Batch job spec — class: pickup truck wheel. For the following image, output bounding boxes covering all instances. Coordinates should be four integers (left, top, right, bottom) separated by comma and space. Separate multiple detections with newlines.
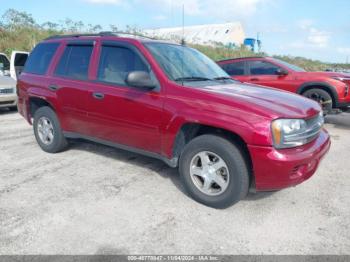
179, 134, 249, 208
302, 89, 333, 114
33, 106, 68, 153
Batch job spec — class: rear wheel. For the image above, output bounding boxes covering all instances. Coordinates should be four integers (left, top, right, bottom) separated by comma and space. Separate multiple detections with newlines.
179, 134, 249, 208
302, 88, 333, 114
8, 106, 17, 111
33, 106, 68, 153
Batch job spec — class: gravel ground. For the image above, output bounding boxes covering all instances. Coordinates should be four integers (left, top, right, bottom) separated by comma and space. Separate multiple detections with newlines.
0, 109, 349, 255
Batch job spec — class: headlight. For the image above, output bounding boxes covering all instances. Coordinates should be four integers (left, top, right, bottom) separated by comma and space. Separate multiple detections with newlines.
331, 76, 350, 82
271, 113, 324, 149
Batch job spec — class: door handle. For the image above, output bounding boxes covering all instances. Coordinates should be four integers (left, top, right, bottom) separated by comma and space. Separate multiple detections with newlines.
48, 84, 59, 91
92, 92, 104, 100
250, 78, 259, 81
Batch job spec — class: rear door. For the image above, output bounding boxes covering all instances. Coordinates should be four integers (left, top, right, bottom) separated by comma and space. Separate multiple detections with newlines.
86, 41, 164, 153
10, 51, 29, 80
49, 41, 94, 134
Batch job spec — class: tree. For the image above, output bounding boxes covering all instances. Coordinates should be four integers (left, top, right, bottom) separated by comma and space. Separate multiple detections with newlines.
110, 24, 118, 32
1, 9, 36, 30
87, 24, 102, 33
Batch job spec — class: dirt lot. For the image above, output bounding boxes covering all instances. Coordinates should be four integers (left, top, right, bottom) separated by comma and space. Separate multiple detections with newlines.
0, 109, 349, 255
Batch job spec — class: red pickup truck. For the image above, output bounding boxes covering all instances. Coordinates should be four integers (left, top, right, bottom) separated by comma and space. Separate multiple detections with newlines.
217, 57, 350, 114
17, 33, 330, 208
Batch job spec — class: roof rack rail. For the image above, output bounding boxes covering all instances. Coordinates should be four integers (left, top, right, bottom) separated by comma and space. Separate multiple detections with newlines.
217, 56, 266, 62
45, 31, 156, 40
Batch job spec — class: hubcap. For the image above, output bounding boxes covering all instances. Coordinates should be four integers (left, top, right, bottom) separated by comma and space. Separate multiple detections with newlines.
306, 92, 332, 111
189, 151, 230, 196
37, 117, 54, 145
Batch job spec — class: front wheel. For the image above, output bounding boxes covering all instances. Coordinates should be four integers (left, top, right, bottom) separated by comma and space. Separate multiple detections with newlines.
33, 106, 68, 153
302, 88, 333, 114
179, 134, 250, 209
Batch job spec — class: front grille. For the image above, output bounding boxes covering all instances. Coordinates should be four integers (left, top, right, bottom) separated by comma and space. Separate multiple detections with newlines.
0, 88, 14, 94
0, 101, 15, 105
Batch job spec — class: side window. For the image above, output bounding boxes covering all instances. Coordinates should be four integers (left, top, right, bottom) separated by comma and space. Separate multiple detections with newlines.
97, 45, 149, 86
248, 61, 280, 75
221, 61, 245, 76
24, 43, 59, 75
55, 44, 93, 80
0, 54, 10, 71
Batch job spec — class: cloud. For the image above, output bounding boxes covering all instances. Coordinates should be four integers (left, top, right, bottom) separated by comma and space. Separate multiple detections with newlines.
84, 0, 271, 18
152, 15, 168, 21
85, 0, 122, 4
294, 19, 331, 48
297, 19, 314, 30
307, 28, 330, 48
337, 47, 350, 55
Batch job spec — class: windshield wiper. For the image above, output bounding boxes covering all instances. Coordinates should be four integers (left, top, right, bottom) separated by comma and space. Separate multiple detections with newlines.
213, 76, 232, 80
174, 76, 213, 82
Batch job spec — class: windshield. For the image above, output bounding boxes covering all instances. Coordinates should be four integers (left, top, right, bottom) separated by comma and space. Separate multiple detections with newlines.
273, 58, 306, 72
145, 43, 233, 85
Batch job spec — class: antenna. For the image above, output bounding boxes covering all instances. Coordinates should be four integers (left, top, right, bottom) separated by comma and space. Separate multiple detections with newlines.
180, 4, 185, 85
181, 4, 185, 45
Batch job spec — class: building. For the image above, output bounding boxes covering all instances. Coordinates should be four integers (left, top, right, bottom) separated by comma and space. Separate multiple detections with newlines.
144, 22, 245, 47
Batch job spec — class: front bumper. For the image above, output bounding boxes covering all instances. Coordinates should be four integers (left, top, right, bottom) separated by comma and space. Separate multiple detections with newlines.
248, 129, 331, 191
0, 94, 17, 108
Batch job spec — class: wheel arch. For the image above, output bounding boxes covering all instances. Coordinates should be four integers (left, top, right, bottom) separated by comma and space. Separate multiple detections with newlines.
297, 82, 338, 107
171, 122, 253, 183
28, 96, 56, 121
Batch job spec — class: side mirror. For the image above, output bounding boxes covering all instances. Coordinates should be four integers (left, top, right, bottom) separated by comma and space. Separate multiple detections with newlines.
126, 71, 156, 90
276, 68, 288, 76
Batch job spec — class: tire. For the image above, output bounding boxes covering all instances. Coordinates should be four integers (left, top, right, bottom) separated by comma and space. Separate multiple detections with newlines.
179, 134, 250, 208
302, 88, 333, 114
33, 106, 68, 153
8, 106, 17, 111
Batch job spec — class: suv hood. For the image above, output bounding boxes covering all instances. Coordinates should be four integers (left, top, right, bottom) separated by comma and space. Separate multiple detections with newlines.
297, 71, 350, 78
0, 75, 16, 87
199, 82, 320, 119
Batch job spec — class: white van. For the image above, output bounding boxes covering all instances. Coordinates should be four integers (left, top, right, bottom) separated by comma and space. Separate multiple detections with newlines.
0, 51, 29, 110
0, 51, 29, 80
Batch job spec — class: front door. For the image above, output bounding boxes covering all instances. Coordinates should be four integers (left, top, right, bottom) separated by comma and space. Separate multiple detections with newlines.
10, 51, 29, 80
245, 60, 292, 91
86, 42, 164, 153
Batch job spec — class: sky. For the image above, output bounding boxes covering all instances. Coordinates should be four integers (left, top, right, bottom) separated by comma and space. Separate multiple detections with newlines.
1, 0, 350, 63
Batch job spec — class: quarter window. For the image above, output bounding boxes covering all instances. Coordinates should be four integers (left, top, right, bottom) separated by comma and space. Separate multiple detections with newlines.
97, 45, 149, 86
24, 43, 59, 75
248, 61, 280, 75
55, 44, 93, 80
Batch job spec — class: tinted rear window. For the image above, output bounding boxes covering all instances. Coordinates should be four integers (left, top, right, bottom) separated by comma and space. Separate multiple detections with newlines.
24, 43, 60, 75
15, 54, 28, 66
54, 44, 93, 80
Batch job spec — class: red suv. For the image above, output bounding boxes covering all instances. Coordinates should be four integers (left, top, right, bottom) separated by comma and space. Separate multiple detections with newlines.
217, 57, 350, 113
17, 33, 330, 208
